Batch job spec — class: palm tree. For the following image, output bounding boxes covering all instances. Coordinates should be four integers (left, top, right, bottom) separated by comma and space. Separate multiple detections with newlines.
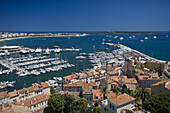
101, 86, 110, 100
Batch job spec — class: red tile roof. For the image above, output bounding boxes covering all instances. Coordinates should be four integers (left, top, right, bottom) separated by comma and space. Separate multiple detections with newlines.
18, 88, 27, 93
152, 79, 170, 86
41, 82, 50, 88
0, 91, 9, 99
2, 104, 31, 113
63, 74, 78, 81
9, 90, 19, 98
93, 89, 116, 101
108, 93, 135, 106
64, 81, 97, 87
16, 94, 50, 107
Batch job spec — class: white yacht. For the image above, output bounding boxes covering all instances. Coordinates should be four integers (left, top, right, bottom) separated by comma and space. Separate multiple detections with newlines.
44, 48, 50, 55
75, 56, 86, 60
35, 47, 42, 53
153, 36, 157, 39
120, 37, 124, 41
166, 35, 168, 37
114, 36, 118, 38
129, 36, 132, 39
140, 40, 144, 42
20, 49, 29, 54
144, 37, 148, 40
54, 48, 61, 53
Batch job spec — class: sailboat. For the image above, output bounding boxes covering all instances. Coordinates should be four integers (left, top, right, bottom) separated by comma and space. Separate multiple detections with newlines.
54, 48, 61, 53
44, 48, 50, 55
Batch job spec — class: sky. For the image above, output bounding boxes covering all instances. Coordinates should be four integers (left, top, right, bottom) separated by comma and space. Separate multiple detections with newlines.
0, 0, 170, 32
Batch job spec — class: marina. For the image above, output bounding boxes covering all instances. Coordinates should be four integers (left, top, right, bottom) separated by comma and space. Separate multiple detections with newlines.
0, 32, 170, 92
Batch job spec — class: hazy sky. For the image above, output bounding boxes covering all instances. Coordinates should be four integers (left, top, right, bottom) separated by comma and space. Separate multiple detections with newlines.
0, 0, 170, 32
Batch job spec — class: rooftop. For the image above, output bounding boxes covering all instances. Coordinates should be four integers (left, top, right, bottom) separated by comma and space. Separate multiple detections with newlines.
64, 81, 97, 87
2, 104, 31, 113
0, 91, 9, 99
16, 94, 50, 107
108, 93, 135, 106
63, 74, 78, 81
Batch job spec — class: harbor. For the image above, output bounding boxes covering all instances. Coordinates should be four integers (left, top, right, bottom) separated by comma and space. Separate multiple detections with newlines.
0, 32, 170, 92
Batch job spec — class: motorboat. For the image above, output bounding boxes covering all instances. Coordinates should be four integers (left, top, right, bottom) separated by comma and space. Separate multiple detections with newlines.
75, 56, 86, 60
140, 40, 144, 42
44, 48, 50, 55
54, 48, 61, 53
120, 37, 124, 41
35, 47, 42, 53
144, 37, 148, 40
20, 49, 29, 54
153, 36, 157, 39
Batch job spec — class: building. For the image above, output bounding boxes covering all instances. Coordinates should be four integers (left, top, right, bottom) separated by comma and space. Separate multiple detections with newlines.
64, 81, 97, 92
101, 93, 135, 113
135, 74, 159, 88
124, 59, 134, 78
63, 74, 78, 83
151, 79, 170, 95
2, 104, 31, 113
0, 91, 10, 105
15, 94, 50, 113
162, 63, 170, 80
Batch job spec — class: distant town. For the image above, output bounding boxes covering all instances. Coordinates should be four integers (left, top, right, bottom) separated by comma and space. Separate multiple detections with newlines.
0, 32, 88, 42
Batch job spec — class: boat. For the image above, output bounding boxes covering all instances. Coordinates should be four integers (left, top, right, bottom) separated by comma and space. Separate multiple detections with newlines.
75, 56, 86, 60
140, 40, 144, 42
153, 36, 157, 39
120, 37, 124, 41
44, 48, 50, 55
108, 39, 112, 42
133, 35, 135, 38
166, 35, 168, 37
79, 53, 88, 56
144, 37, 148, 40
35, 47, 42, 53
129, 36, 132, 39
54, 48, 61, 53
20, 49, 29, 54
114, 36, 118, 38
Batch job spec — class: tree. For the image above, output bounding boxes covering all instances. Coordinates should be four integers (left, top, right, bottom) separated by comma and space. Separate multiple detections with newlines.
142, 92, 170, 113
92, 106, 102, 113
101, 86, 110, 100
94, 101, 99, 107
112, 87, 121, 95
63, 94, 75, 113
50, 86, 55, 94
48, 94, 65, 113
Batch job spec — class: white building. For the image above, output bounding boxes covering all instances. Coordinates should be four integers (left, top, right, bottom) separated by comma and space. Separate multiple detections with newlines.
101, 93, 135, 113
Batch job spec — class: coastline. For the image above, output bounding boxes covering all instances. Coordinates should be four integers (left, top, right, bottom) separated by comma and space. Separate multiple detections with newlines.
0, 34, 88, 42
120, 44, 170, 64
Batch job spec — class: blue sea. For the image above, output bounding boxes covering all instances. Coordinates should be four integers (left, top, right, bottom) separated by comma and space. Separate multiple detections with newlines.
0, 32, 170, 92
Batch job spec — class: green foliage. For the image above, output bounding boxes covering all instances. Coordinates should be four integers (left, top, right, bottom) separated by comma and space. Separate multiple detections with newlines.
142, 92, 170, 113
94, 101, 99, 107
76, 98, 88, 107
101, 86, 110, 99
63, 94, 75, 113
50, 86, 55, 94
92, 106, 101, 113
47, 94, 65, 113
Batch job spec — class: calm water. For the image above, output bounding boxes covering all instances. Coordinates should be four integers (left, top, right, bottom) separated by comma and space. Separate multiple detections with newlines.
0, 32, 170, 92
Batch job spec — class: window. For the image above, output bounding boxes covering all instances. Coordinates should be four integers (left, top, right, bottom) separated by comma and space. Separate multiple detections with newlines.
90, 98, 91, 101
95, 96, 98, 99
112, 105, 114, 110
110, 104, 111, 108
